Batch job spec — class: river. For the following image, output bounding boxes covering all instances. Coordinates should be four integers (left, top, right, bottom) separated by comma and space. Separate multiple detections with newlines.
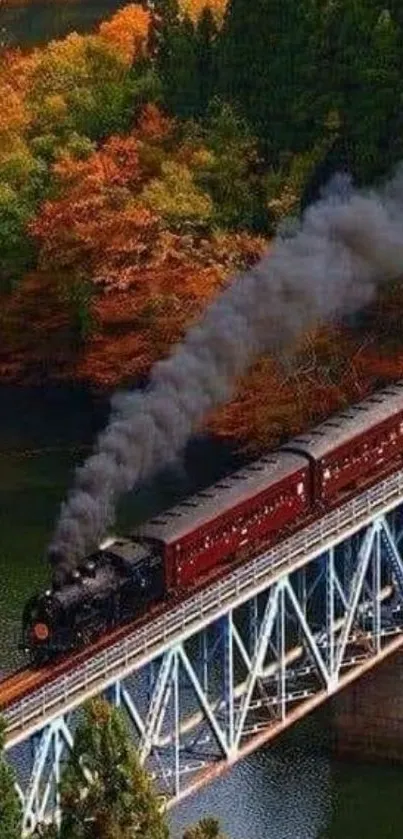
1, 2, 403, 835
1, 385, 403, 838
0, 1, 129, 47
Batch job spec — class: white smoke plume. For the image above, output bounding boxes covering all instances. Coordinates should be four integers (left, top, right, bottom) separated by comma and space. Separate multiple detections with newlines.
48, 168, 403, 584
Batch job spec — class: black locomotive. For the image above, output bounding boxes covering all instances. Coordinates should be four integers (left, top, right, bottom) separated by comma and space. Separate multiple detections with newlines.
22, 381, 403, 665
22, 538, 164, 663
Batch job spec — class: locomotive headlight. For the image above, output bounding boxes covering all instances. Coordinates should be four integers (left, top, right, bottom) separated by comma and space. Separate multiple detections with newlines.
32, 622, 50, 642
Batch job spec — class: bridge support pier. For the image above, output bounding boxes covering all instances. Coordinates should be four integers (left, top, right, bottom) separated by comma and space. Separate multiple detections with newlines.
332, 649, 403, 762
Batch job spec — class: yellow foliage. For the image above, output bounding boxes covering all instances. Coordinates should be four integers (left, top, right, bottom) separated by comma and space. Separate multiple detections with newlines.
0, 81, 29, 152
140, 161, 213, 228
179, 0, 227, 25
98, 4, 151, 65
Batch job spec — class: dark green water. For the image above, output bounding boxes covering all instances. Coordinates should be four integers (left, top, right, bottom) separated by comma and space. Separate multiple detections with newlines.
1, 385, 403, 837
0, 0, 131, 47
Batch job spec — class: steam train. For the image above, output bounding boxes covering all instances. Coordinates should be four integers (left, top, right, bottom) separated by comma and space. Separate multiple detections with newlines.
22, 381, 403, 662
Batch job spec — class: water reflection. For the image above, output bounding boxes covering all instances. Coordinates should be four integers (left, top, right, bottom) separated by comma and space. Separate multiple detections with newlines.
170, 717, 332, 839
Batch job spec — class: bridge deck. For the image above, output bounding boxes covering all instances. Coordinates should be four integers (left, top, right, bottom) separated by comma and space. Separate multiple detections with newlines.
4, 465, 403, 749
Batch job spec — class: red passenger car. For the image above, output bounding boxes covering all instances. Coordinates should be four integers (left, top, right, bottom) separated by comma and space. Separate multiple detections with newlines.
283, 382, 403, 505
136, 452, 310, 590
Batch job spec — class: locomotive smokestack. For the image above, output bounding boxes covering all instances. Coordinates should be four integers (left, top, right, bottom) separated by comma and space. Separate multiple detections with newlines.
48, 166, 403, 582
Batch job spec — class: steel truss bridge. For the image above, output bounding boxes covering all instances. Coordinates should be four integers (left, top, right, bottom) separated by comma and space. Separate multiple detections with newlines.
4, 468, 403, 835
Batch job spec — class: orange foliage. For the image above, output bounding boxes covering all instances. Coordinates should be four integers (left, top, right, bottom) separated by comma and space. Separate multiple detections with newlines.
208, 318, 403, 452
23, 118, 266, 387
179, 0, 227, 25
0, 49, 37, 145
98, 4, 151, 65
136, 103, 175, 143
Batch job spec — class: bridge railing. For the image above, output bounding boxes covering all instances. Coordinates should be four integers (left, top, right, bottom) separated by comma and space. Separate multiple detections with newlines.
5, 465, 403, 746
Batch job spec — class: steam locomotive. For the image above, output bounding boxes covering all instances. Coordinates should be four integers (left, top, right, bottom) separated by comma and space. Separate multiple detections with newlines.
22, 381, 403, 663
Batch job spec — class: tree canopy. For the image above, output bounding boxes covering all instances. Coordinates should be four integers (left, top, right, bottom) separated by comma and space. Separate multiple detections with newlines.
58, 699, 168, 839
2, 0, 403, 445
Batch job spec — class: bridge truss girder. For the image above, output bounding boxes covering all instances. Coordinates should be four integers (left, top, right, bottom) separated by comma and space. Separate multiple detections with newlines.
9, 508, 403, 835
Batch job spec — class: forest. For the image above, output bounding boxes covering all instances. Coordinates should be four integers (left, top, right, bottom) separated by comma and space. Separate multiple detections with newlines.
2, 0, 403, 451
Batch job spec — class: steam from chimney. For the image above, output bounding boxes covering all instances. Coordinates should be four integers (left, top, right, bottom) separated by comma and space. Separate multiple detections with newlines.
48, 169, 403, 584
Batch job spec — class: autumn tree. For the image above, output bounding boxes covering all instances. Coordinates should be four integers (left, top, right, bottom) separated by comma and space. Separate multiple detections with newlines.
25, 12, 159, 156
98, 3, 151, 65
26, 113, 265, 385
179, 0, 227, 26
0, 717, 21, 839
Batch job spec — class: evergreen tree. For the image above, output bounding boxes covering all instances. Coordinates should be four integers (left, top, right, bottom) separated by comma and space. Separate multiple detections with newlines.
149, 0, 200, 117
317, 0, 401, 181
0, 717, 22, 839
217, 0, 319, 157
59, 699, 168, 839
195, 7, 218, 116
182, 817, 227, 839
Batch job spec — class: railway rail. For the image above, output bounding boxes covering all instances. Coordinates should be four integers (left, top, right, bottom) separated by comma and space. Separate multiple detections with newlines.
3, 461, 403, 749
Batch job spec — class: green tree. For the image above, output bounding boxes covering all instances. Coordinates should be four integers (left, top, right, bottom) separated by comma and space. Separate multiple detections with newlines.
150, 0, 217, 118
59, 698, 168, 839
316, 1, 402, 182
153, 3, 200, 118
217, 0, 319, 156
0, 182, 35, 291
194, 7, 218, 116
0, 717, 22, 839
189, 99, 268, 231
141, 159, 213, 230
182, 817, 228, 839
